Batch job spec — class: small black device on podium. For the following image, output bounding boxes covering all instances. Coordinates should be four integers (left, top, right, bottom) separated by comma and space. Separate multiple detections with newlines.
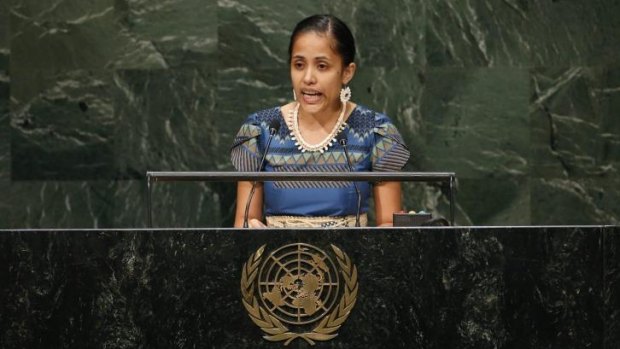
393, 211, 433, 227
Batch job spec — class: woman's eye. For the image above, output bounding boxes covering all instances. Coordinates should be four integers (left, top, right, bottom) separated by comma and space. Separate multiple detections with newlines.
318, 64, 327, 70
294, 62, 304, 69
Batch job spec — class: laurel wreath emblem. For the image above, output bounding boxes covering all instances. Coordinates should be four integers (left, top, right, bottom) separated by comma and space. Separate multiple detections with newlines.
240, 244, 358, 346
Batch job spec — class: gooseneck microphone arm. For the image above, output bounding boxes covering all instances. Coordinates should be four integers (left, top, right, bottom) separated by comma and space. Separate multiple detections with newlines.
243, 119, 280, 228
336, 132, 361, 227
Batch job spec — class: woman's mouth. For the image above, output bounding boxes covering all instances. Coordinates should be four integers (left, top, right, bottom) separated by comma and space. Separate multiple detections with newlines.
301, 90, 322, 104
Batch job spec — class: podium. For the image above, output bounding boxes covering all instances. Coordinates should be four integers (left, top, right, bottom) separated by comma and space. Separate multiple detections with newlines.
145, 171, 458, 227
1, 226, 618, 348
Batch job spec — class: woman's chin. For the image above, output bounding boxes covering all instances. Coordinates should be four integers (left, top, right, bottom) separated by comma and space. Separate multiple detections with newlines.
300, 101, 325, 114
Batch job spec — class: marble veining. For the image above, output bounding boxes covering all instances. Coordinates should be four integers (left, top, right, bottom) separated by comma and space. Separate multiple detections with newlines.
2, 0, 619, 228
0, 226, 614, 348
605, 226, 620, 348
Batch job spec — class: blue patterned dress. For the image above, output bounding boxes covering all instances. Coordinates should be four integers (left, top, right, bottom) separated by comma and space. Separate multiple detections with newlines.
231, 104, 410, 217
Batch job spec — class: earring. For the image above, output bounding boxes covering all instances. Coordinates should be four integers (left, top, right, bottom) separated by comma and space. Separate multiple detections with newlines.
293, 89, 297, 101
340, 86, 351, 103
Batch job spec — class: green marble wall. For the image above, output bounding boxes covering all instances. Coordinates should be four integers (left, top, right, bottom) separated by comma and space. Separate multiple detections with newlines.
1, 0, 619, 228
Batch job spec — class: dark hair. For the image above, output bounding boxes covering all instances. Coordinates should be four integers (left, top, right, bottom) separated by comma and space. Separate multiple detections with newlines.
288, 14, 356, 66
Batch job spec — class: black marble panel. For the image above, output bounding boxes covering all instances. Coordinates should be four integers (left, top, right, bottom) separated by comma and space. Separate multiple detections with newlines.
605, 226, 620, 348
0, 226, 609, 348
497, 226, 604, 348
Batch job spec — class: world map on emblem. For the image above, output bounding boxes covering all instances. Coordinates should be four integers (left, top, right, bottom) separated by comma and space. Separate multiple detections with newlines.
257, 243, 341, 325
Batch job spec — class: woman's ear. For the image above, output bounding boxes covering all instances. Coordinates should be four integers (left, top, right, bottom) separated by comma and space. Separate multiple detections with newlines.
342, 62, 356, 85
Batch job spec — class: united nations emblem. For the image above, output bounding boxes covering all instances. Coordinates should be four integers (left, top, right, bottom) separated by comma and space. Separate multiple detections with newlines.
240, 243, 358, 345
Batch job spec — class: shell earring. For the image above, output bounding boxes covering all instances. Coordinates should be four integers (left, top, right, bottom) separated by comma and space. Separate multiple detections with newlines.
340, 86, 351, 103
293, 89, 297, 101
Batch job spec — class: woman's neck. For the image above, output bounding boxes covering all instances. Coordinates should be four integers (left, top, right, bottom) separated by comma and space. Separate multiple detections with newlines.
300, 103, 345, 128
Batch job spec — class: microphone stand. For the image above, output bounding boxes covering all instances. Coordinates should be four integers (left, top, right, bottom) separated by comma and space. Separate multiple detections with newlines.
243, 121, 279, 228
338, 134, 361, 227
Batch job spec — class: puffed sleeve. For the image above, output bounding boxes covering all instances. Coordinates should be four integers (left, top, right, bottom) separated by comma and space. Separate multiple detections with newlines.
372, 113, 410, 171
230, 114, 263, 171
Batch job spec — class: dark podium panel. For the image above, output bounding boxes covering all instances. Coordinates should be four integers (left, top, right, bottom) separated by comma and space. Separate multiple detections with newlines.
1, 226, 618, 348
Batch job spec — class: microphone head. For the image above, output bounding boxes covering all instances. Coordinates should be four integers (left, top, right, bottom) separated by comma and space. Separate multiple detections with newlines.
268, 119, 281, 134
336, 130, 347, 146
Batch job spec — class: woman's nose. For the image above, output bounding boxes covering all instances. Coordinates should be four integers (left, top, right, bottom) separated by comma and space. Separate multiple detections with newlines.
303, 67, 316, 84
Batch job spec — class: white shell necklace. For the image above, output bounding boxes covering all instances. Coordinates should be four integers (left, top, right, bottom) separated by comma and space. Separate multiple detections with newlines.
287, 102, 347, 153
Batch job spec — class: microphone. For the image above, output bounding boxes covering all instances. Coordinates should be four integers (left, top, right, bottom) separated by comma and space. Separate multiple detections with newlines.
243, 119, 281, 228
336, 131, 361, 227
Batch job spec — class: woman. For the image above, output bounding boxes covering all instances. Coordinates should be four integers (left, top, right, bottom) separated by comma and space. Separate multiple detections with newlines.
231, 14, 410, 228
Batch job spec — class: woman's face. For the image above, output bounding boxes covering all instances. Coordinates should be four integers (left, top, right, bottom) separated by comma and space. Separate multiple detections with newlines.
290, 31, 355, 116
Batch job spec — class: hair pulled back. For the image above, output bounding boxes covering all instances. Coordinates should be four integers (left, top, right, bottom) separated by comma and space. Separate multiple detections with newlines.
288, 14, 356, 66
